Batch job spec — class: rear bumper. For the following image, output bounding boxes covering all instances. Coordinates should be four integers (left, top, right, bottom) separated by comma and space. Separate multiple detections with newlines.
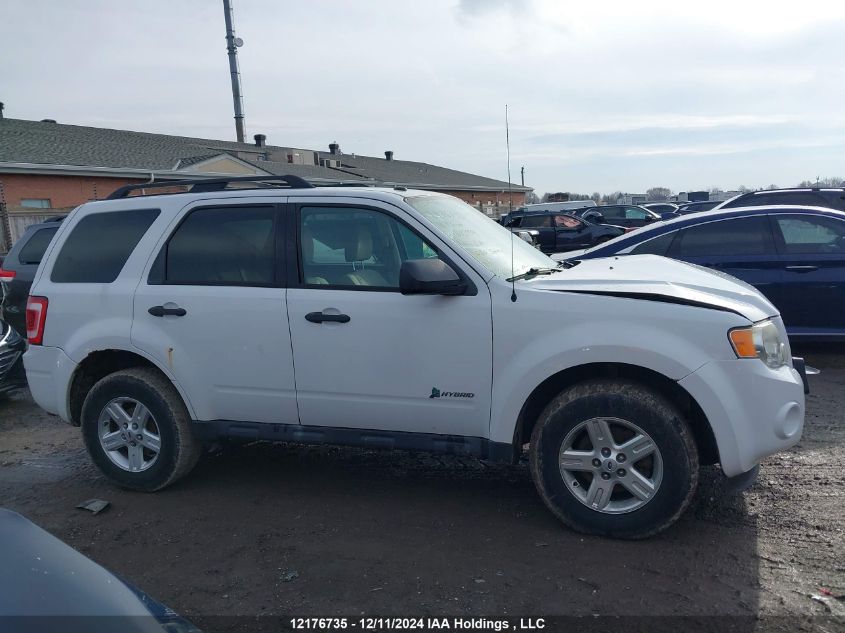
23, 345, 77, 423
679, 359, 804, 477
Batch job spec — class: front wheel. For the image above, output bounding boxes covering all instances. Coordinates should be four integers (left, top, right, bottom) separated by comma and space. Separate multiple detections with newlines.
81, 368, 201, 491
529, 379, 699, 539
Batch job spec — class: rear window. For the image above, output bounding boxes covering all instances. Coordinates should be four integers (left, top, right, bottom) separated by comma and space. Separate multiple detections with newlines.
17, 227, 58, 265
51, 209, 160, 283
724, 192, 826, 208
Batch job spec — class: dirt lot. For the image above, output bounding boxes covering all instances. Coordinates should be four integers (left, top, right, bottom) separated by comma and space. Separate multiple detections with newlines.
1, 345, 843, 632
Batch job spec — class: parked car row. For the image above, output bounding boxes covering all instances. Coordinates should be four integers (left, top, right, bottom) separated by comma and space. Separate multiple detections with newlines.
554, 204, 845, 340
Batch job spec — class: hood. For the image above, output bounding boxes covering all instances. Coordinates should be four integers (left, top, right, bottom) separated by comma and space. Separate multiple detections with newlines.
551, 249, 587, 261
527, 254, 777, 323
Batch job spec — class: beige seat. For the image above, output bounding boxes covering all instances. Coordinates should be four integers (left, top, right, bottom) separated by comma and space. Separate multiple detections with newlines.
342, 226, 390, 287
301, 227, 329, 285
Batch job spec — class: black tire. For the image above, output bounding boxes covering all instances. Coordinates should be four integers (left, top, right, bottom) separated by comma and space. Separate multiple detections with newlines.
81, 367, 201, 491
529, 379, 699, 539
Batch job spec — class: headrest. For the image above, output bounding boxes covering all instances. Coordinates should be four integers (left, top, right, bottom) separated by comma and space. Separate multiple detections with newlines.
345, 225, 373, 262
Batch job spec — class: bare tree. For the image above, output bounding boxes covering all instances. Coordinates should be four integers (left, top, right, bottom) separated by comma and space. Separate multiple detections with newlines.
646, 187, 672, 201
525, 191, 540, 204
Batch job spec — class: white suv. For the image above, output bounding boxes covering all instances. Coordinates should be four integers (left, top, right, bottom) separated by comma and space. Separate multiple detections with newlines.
23, 176, 807, 539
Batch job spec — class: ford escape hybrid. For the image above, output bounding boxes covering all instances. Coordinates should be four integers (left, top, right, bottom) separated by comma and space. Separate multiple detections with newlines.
23, 175, 807, 539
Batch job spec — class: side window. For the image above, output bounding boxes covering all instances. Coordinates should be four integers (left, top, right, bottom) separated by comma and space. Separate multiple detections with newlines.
51, 209, 160, 283
773, 215, 845, 254
674, 216, 772, 257
17, 227, 59, 265
625, 207, 650, 220
630, 231, 676, 256
163, 206, 276, 285
599, 207, 622, 219
520, 215, 552, 228
299, 207, 440, 289
505, 216, 521, 227
554, 215, 582, 229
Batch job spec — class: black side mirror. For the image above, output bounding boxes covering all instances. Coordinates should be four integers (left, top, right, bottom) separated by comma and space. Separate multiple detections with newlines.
400, 259, 467, 296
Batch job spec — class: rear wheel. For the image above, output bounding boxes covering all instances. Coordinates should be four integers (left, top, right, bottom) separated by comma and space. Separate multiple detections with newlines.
81, 368, 201, 491
529, 379, 698, 539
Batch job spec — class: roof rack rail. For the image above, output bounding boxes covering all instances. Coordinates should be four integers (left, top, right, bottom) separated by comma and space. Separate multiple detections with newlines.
107, 175, 315, 200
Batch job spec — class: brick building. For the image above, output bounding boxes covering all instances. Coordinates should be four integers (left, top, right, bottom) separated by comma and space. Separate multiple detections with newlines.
0, 116, 530, 246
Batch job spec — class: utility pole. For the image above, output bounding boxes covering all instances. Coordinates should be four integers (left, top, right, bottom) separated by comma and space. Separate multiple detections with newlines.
223, 0, 246, 143
520, 165, 524, 187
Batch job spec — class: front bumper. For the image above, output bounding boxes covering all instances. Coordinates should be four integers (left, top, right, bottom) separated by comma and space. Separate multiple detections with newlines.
678, 358, 804, 477
23, 345, 77, 423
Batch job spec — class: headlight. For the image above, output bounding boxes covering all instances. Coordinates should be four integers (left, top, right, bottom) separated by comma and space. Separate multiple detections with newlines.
729, 320, 788, 368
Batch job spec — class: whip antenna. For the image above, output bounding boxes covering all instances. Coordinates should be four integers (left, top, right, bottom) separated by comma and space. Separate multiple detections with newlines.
506, 104, 516, 302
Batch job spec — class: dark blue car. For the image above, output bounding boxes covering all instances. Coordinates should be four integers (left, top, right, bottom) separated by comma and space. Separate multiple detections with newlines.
559, 205, 845, 340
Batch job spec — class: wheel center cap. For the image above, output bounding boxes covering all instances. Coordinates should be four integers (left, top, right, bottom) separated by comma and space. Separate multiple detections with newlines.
605, 460, 616, 471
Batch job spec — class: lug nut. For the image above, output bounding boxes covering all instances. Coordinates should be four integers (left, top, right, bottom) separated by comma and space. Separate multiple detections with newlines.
617, 468, 626, 477
130, 441, 136, 447
592, 458, 601, 467
600, 472, 611, 480
137, 434, 142, 440
131, 423, 138, 430
601, 447, 611, 458
123, 423, 128, 429
617, 453, 626, 463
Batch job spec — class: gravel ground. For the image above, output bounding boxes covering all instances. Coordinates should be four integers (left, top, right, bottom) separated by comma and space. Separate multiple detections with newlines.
0, 344, 843, 632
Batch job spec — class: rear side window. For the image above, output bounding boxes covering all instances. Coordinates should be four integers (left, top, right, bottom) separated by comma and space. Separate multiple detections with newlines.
674, 216, 773, 257
51, 209, 160, 283
630, 231, 676, 255
163, 206, 276, 285
521, 215, 552, 228
17, 227, 58, 265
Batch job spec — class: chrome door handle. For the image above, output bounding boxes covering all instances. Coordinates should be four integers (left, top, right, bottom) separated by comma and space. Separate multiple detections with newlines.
784, 265, 818, 273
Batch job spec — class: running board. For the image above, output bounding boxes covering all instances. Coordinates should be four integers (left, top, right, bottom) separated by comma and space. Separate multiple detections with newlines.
192, 420, 515, 463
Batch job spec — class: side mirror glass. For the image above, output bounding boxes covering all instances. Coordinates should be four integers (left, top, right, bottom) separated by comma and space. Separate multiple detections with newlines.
400, 259, 467, 296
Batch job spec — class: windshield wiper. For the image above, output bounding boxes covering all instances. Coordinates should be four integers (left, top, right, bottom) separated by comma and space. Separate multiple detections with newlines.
506, 267, 562, 282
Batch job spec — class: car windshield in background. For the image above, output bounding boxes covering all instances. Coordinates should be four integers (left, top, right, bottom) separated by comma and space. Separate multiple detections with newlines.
406, 195, 555, 278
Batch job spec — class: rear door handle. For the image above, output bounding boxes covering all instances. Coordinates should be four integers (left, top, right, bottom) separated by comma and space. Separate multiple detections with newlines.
305, 311, 350, 324
784, 265, 818, 273
148, 305, 187, 317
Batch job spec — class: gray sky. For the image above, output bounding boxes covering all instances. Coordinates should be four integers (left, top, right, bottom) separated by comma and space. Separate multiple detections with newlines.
3, 0, 844, 195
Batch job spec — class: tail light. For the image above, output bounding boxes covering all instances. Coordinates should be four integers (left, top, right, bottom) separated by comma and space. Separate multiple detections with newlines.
0, 269, 16, 283
26, 296, 48, 345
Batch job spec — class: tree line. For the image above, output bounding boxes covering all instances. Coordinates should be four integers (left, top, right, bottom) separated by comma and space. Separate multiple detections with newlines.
528, 177, 844, 205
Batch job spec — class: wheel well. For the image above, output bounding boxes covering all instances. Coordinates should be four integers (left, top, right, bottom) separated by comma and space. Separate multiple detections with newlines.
67, 350, 160, 426
513, 362, 719, 465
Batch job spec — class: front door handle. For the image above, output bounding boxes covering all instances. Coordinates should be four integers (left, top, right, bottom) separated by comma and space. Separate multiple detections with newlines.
148, 305, 187, 317
784, 265, 818, 273
305, 311, 350, 324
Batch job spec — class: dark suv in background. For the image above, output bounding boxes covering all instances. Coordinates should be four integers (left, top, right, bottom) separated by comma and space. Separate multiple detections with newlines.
717, 187, 845, 211
0, 217, 64, 335
502, 210, 624, 252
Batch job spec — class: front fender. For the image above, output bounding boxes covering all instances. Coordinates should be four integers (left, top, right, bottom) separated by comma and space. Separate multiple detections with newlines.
488, 286, 745, 444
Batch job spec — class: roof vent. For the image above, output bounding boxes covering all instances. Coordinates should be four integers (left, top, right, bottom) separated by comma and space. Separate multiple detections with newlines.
329, 142, 341, 155
385, 150, 394, 161
253, 133, 266, 147
40, 118, 57, 123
